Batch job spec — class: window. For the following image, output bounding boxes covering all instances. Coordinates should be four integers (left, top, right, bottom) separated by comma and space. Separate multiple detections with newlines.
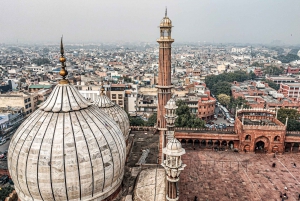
24, 99, 28, 103
112, 100, 116, 104
29, 109, 32, 113
112, 94, 116, 99
27, 98, 31, 102
118, 100, 123, 105
28, 103, 31, 108
118, 94, 123, 99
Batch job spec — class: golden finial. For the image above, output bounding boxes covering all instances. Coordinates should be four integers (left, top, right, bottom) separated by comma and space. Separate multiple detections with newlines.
59, 36, 69, 84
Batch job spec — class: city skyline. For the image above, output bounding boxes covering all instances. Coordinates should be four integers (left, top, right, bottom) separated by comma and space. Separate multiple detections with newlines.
1, 0, 300, 45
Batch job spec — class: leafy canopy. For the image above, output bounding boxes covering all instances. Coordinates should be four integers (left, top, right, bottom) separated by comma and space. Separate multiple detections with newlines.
175, 100, 205, 128
277, 108, 300, 131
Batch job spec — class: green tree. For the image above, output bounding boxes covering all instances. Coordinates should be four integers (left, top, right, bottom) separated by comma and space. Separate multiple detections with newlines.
212, 81, 232, 96
229, 97, 250, 109
286, 119, 300, 131
175, 100, 205, 128
32, 58, 51, 66
0, 186, 14, 201
129, 116, 145, 126
124, 77, 132, 83
262, 79, 280, 90
251, 62, 260, 67
277, 108, 300, 124
263, 66, 284, 76
205, 71, 254, 96
217, 94, 230, 107
275, 54, 300, 63
146, 113, 157, 127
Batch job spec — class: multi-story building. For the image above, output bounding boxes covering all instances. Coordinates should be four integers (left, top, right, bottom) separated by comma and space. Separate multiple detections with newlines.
231, 80, 300, 112
106, 84, 126, 108
279, 82, 300, 100
0, 92, 36, 116
267, 76, 297, 84
0, 106, 24, 134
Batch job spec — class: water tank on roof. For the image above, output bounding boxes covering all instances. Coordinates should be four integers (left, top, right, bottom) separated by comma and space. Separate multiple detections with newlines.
256, 81, 265, 88
272, 93, 284, 98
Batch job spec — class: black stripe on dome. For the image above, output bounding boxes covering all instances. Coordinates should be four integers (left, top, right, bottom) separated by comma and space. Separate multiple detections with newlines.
86, 107, 115, 190
62, 113, 69, 201
80, 109, 106, 194
89, 106, 125, 186
12, 110, 44, 197
25, 112, 50, 200
75, 111, 94, 197
40, 86, 59, 110
36, 112, 54, 201
50, 113, 59, 201
69, 112, 82, 200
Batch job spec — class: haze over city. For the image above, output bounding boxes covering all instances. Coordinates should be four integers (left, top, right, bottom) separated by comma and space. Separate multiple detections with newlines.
1, 1, 300, 201
1, 0, 300, 45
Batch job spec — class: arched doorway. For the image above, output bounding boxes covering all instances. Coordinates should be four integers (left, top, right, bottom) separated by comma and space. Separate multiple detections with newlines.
207, 140, 213, 147
285, 143, 292, 152
221, 141, 227, 147
254, 136, 270, 153
292, 143, 299, 153
181, 139, 186, 147
200, 140, 206, 148
255, 141, 265, 153
214, 140, 220, 147
194, 139, 200, 148
228, 141, 234, 149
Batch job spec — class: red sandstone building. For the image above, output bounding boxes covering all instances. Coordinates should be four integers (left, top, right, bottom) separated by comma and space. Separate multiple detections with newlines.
175, 108, 300, 153
279, 82, 300, 100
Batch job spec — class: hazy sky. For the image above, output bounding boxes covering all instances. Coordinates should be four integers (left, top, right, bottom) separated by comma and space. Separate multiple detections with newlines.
1, 0, 300, 45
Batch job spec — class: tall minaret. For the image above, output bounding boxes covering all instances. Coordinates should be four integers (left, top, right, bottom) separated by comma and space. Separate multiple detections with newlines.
157, 8, 174, 163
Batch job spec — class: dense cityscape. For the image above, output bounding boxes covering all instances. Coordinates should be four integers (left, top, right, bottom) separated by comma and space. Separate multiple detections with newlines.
1, 2, 300, 201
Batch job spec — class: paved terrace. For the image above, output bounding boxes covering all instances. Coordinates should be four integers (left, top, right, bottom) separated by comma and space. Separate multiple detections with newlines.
180, 150, 300, 201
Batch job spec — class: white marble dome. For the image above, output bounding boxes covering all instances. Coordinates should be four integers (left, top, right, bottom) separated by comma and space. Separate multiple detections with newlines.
94, 90, 130, 142
8, 83, 126, 201
165, 138, 185, 156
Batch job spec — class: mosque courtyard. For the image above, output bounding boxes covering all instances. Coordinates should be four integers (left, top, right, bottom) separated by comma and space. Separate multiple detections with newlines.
180, 149, 300, 201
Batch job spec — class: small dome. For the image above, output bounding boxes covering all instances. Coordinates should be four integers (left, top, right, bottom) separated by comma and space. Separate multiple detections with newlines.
166, 138, 182, 151
163, 138, 185, 156
160, 17, 172, 27
94, 91, 130, 141
8, 83, 126, 201
164, 98, 177, 110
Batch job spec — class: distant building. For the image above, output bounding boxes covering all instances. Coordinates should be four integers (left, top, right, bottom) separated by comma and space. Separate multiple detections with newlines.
0, 106, 24, 135
0, 92, 36, 116
279, 82, 300, 100
106, 84, 126, 108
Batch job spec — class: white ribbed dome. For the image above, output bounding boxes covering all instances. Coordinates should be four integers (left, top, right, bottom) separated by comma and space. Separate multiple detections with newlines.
8, 84, 126, 201
94, 91, 130, 141
163, 138, 185, 157
164, 98, 177, 110
160, 17, 172, 27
